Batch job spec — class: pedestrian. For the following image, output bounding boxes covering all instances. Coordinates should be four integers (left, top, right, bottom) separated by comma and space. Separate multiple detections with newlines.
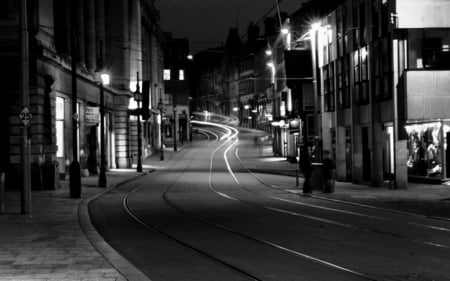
322, 150, 336, 193
299, 147, 312, 194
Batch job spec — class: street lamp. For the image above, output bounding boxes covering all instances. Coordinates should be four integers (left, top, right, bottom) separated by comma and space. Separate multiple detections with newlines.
267, 61, 277, 156
310, 22, 322, 162
133, 72, 143, 172
158, 89, 164, 161
97, 72, 110, 187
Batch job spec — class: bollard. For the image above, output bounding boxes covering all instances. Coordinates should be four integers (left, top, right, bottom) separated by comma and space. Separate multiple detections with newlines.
296, 169, 299, 187
0, 172, 5, 214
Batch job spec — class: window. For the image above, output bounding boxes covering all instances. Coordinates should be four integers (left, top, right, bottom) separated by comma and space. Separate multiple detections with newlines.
324, 63, 335, 112
354, 48, 370, 105
422, 38, 442, 69
164, 69, 171, 80
179, 69, 184, 80
56, 97, 65, 158
0, 1, 18, 20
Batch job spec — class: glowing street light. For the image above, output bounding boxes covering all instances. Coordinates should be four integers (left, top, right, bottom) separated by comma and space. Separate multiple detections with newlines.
96, 70, 110, 187
310, 21, 322, 161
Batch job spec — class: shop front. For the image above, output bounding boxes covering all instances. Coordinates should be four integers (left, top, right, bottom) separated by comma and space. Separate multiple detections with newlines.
405, 120, 450, 181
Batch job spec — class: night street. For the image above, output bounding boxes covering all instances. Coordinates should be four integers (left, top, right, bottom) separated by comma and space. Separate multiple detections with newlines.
2, 0, 450, 280
89, 124, 450, 281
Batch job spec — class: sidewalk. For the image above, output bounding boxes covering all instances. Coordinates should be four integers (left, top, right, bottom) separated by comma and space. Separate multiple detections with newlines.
0, 169, 156, 281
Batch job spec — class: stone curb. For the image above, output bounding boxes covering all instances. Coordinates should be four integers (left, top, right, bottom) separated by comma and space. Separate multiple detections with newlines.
78, 172, 152, 281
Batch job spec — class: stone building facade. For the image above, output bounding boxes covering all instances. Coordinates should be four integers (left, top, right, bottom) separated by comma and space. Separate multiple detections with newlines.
0, 0, 164, 189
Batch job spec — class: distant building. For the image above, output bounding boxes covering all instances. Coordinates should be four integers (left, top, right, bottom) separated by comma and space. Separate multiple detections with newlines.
306, 0, 450, 186
0, 0, 164, 189
163, 33, 192, 143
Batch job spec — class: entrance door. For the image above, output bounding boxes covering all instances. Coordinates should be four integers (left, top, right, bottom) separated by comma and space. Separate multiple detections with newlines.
362, 126, 371, 181
87, 126, 98, 174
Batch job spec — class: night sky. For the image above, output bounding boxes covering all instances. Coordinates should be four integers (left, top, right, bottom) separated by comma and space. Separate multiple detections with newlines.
156, 0, 307, 53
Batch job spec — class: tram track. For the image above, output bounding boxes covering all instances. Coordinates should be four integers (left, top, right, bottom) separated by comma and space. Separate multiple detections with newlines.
228, 139, 450, 238
121, 123, 382, 281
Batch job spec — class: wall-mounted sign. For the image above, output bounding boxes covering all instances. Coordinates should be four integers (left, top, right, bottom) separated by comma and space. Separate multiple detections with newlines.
85, 106, 99, 125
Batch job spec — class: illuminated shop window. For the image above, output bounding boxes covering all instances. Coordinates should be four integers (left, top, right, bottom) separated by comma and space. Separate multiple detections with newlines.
164, 69, 171, 80
179, 70, 184, 80
56, 97, 65, 158
405, 122, 450, 179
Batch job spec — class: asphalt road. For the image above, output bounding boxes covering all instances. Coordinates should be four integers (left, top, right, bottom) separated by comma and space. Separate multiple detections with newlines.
89, 123, 450, 281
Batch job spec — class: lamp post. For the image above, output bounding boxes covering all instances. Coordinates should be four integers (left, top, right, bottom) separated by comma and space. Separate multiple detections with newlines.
134, 72, 143, 172
173, 105, 177, 152
310, 22, 322, 162
70, 0, 81, 198
267, 61, 277, 156
158, 90, 164, 161
98, 73, 110, 187
188, 96, 193, 142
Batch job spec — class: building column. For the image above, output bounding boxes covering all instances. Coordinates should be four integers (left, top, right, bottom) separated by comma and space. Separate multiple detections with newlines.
76, 0, 85, 67
114, 96, 130, 168
84, 0, 96, 72
95, 0, 106, 63
371, 123, 385, 186
105, 0, 129, 89
129, 0, 142, 82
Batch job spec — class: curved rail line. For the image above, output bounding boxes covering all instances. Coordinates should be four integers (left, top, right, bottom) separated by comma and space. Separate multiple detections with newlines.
231, 143, 450, 234
209, 138, 450, 250
122, 122, 382, 281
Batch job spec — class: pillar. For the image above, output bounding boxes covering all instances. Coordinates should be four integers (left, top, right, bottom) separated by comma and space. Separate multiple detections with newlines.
84, 0, 96, 72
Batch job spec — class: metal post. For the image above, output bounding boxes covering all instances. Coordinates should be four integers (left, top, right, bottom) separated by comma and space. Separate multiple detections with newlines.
159, 90, 164, 161
20, 0, 31, 214
0, 173, 5, 214
98, 83, 107, 187
173, 107, 177, 152
160, 107, 164, 161
70, 0, 81, 198
136, 72, 143, 172
272, 82, 277, 156
311, 28, 322, 162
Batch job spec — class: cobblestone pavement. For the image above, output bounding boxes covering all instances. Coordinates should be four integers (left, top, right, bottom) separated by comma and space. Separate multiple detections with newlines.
0, 171, 144, 281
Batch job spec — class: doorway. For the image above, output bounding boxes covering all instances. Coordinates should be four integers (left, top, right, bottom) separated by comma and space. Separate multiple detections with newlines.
362, 126, 371, 181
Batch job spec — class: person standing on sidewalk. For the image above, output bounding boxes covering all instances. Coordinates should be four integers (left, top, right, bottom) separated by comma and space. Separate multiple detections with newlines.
322, 150, 336, 193
300, 147, 312, 194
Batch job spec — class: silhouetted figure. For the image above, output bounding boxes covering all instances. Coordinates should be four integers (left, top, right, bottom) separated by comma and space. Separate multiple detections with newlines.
300, 148, 312, 194
322, 150, 336, 193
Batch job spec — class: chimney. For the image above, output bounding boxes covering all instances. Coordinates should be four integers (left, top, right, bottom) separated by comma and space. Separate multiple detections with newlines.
247, 21, 260, 42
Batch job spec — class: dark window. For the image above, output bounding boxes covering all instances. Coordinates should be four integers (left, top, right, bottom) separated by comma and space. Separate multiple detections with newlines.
343, 4, 348, 53
422, 37, 442, 69
0, 0, 18, 20
372, 0, 380, 39
343, 55, 351, 108
0, 3, 8, 19
381, 0, 389, 35
352, 0, 359, 50
359, 1, 367, 45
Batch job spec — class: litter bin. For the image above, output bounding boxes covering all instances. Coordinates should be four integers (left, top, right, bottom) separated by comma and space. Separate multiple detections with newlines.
310, 163, 324, 190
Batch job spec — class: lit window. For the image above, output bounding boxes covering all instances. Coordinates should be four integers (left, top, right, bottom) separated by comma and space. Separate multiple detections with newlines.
179, 70, 184, 80
164, 69, 171, 80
